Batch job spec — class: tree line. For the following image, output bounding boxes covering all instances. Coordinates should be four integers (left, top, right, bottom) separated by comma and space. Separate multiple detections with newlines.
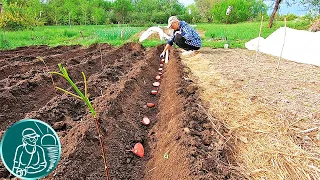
0, 0, 318, 30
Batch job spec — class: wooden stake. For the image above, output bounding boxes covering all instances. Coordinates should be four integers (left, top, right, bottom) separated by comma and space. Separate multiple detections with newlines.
3, 30, 6, 45
69, 12, 71, 27
277, 18, 287, 69
93, 117, 111, 180
80, 31, 84, 39
255, 16, 264, 63
100, 46, 103, 66
121, 30, 124, 40
165, 50, 169, 63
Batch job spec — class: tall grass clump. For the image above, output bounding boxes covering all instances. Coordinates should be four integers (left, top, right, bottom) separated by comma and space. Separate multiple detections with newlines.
50, 64, 110, 180
95, 27, 143, 41
0, 25, 145, 49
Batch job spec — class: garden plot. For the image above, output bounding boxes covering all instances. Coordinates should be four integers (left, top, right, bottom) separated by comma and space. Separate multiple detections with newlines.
0, 44, 241, 179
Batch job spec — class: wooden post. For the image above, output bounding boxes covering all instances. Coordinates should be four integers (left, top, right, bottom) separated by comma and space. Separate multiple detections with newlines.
1, 2, 6, 45
165, 50, 169, 63
277, 18, 287, 69
84, 12, 87, 26
69, 12, 71, 27
120, 29, 124, 40
255, 16, 264, 62
79, 31, 84, 39
100, 46, 103, 66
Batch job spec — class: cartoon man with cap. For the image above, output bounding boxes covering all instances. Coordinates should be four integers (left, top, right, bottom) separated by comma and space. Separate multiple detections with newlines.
12, 128, 47, 176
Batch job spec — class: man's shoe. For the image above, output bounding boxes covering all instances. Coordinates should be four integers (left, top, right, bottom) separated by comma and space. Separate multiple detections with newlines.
181, 50, 199, 57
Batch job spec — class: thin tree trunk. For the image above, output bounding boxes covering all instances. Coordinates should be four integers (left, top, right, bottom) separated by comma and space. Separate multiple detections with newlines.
84, 12, 87, 26
268, 0, 282, 28
54, 7, 57, 26
69, 12, 71, 27
3, 30, 6, 44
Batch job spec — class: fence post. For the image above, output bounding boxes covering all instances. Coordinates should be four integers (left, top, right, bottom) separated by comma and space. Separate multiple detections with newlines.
277, 17, 287, 69
255, 16, 264, 63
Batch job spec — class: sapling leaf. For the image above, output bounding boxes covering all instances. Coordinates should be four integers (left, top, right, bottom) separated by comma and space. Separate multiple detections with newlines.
38, 56, 56, 92
82, 72, 88, 98
49, 72, 65, 77
51, 63, 97, 118
55, 86, 82, 100
36, 56, 45, 63
51, 63, 109, 179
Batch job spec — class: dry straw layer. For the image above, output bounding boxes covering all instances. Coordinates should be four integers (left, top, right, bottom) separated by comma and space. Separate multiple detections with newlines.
181, 48, 320, 180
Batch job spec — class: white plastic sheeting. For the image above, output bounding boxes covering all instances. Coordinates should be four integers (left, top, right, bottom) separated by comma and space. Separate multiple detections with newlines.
245, 27, 320, 66
139, 26, 171, 42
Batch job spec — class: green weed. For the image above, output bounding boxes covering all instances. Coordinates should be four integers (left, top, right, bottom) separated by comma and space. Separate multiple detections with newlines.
50, 64, 110, 180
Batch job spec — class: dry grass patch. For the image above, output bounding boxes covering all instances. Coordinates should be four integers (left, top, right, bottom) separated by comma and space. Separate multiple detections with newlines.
181, 48, 320, 179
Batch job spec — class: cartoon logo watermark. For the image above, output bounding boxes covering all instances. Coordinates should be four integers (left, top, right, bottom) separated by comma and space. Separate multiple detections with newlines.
0, 119, 61, 179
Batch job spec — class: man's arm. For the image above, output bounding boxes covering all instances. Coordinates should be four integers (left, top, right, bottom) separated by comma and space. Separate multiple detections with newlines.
161, 44, 171, 55
13, 145, 27, 176
13, 145, 23, 171
167, 32, 175, 46
160, 31, 177, 56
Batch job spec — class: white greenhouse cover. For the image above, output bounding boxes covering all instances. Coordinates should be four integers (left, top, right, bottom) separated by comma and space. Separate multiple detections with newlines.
139, 26, 171, 42
245, 27, 320, 66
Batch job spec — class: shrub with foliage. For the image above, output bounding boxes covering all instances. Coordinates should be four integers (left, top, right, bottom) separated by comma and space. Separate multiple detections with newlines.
278, 14, 299, 21
183, 4, 202, 24
211, 0, 267, 23
0, 2, 42, 30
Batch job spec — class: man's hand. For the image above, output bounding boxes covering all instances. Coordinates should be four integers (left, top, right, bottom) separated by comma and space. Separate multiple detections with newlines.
160, 52, 165, 59
16, 168, 27, 176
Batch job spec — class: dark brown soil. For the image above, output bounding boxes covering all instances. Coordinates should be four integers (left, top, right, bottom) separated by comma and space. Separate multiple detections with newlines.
145, 49, 243, 180
0, 43, 243, 179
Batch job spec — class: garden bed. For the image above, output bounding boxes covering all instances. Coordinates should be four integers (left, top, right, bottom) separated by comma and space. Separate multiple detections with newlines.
0, 43, 241, 179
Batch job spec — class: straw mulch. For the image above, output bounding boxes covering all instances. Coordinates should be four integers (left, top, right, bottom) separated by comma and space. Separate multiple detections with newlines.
182, 48, 320, 179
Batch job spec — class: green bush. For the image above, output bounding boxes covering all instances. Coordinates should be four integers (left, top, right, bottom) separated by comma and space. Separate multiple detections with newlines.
150, 11, 167, 24
252, 12, 269, 22
0, 2, 42, 31
300, 13, 317, 22
211, 0, 267, 24
278, 13, 299, 21
291, 19, 313, 30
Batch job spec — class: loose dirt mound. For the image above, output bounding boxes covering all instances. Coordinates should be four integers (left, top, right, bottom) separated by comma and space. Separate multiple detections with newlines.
0, 43, 242, 179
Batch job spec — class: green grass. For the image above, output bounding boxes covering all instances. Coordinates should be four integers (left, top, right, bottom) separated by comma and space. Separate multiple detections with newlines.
0, 20, 311, 49
197, 20, 310, 48
0, 25, 145, 49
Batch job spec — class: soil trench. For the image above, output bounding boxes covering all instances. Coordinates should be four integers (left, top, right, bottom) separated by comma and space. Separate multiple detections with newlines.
0, 44, 242, 179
